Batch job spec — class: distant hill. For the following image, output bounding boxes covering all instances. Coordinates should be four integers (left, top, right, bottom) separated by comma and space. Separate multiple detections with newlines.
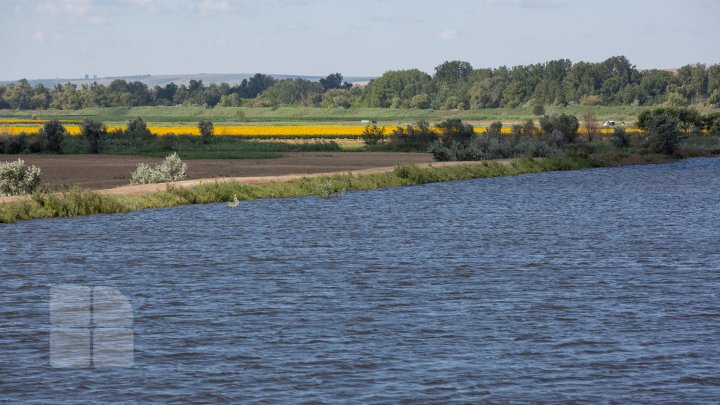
1, 73, 376, 87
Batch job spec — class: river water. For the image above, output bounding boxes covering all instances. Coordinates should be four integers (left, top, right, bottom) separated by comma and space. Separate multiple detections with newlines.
1, 157, 719, 402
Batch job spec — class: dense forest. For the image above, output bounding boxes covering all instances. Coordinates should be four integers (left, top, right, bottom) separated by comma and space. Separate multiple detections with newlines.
1, 56, 719, 110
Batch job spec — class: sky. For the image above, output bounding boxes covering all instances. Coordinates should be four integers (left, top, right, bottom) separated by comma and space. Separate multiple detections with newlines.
1, 0, 719, 81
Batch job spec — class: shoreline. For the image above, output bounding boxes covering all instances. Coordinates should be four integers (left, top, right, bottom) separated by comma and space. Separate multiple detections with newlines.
0, 159, 509, 204
0, 153, 714, 224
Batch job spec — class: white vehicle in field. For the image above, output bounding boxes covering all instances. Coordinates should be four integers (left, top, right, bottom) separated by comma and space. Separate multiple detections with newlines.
603, 120, 616, 127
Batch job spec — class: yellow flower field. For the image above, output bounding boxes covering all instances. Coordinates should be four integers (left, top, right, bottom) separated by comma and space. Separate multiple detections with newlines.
0, 123, 646, 137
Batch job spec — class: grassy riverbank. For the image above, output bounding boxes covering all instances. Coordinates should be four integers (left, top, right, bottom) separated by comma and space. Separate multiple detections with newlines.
0, 151, 701, 224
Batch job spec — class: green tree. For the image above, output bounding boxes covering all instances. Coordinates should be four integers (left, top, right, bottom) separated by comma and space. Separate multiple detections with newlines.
81, 120, 106, 154
410, 93, 431, 109
434, 60, 473, 84
648, 113, 680, 155
40, 120, 66, 153
539, 113, 579, 144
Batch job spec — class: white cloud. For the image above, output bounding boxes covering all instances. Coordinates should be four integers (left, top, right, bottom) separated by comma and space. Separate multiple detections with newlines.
33, 31, 46, 43
36, 0, 107, 24
436, 29, 458, 41
196, 0, 234, 12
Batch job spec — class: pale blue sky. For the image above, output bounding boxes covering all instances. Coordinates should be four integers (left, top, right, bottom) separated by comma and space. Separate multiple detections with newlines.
1, 0, 718, 80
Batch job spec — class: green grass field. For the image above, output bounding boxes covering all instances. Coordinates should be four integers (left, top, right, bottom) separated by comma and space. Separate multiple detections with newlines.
4, 105, 717, 127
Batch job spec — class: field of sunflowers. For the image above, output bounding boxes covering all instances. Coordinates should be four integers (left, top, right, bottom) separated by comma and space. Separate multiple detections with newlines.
0, 119, 644, 138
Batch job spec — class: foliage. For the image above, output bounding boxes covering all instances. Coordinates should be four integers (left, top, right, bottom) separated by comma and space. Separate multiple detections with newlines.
81, 119, 106, 153
3, 133, 28, 154
2, 57, 720, 110
198, 119, 214, 144
388, 120, 438, 151
126, 117, 152, 138
40, 120, 66, 153
436, 118, 475, 146
0, 159, 41, 196
637, 107, 702, 132
361, 123, 385, 147
532, 102, 545, 116
539, 113, 580, 144
610, 127, 630, 148
648, 113, 680, 155
130, 152, 188, 184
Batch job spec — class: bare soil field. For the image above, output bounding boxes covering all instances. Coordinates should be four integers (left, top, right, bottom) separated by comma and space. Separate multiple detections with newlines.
0, 152, 433, 190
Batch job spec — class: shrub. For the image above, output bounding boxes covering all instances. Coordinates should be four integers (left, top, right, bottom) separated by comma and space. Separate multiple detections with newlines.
126, 117, 153, 138
361, 123, 385, 147
4, 134, 28, 154
389, 120, 437, 151
610, 128, 630, 148
130, 153, 188, 185
428, 140, 483, 162
29, 140, 45, 153
199, 120, 214, 144
40, 120, 66, 153
437, 119, 475, 146
637, 107, 701, 132
648, 113, 680, 155
522, 119, 536, 136
81, 120, 106, 154
539, 114, 579, 144
486, 121, 503, 137
0, 159, 42, 196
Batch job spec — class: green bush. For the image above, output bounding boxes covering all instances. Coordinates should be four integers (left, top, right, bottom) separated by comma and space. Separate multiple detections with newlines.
539, 114, 579, 144
130, 152, 188, 184
610, 127, 630, 148
40, 120, 66, 153
126, 117, 153, 138
4, 134, 28, 154
637, 107, 702, 132
81, 120, 106, 154
388, 120, 437, 151
648, 112, 680, 155
0, 159, 42, 196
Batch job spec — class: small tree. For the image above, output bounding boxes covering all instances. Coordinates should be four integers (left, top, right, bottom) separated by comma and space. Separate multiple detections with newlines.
361, 123, 385, 147
40, 120, 66, 153
198, 120, 214, 144
81, 120, 106, 154
648, 113, 680, 155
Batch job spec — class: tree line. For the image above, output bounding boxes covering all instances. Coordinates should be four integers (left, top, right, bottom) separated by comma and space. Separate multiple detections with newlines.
1, 56, 719, 110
